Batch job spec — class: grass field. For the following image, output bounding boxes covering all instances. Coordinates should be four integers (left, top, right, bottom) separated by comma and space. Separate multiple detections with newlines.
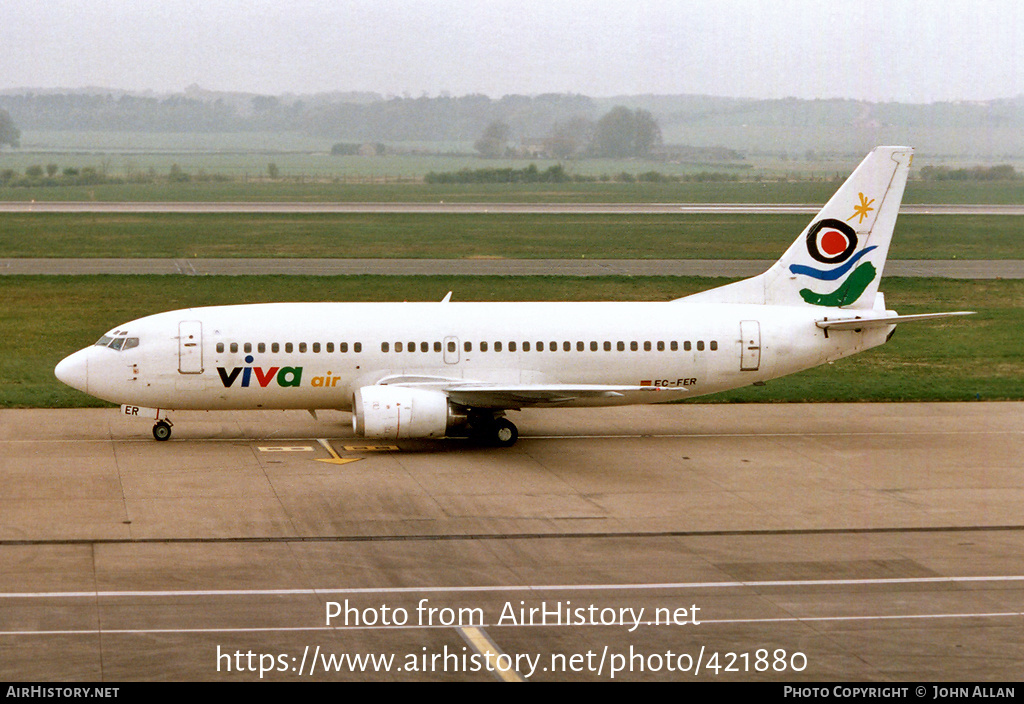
1, 212, 1021, 260
8, 129, 1024, 202
1, 275, 1017, 408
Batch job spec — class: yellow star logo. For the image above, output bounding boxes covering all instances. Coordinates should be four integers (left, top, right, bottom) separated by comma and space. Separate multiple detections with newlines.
847, 192, 875, 224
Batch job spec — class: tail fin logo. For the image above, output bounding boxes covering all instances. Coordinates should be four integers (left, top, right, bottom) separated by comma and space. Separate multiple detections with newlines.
791, 218, 877, 306
848, 192, 876, 224
804, 219, 860, 265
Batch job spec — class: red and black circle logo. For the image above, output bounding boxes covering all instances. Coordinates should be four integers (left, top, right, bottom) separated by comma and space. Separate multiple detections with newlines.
805, 219, 858, 264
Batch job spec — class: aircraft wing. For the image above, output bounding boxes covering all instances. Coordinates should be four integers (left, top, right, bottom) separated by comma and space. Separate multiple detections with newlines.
444, 384, 686, 409
374, 375, 686, 409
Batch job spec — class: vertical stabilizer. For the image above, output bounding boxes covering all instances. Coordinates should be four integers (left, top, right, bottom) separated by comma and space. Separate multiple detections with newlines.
679, 146, 913, 309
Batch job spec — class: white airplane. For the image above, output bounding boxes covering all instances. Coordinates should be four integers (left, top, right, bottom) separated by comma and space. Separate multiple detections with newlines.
55, 146, 971, 446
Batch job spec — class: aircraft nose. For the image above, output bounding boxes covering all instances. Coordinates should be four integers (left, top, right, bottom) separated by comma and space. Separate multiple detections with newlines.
55, 349, 89, 394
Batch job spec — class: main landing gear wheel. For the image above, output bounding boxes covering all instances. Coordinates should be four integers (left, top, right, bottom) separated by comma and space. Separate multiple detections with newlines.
492, 418, 518, 448
153, 420, 172, 441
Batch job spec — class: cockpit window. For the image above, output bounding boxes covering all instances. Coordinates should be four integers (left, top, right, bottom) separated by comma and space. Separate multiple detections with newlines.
94, 334, 140, 352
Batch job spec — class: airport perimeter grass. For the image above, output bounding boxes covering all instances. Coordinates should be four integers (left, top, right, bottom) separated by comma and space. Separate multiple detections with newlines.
1, 275, 1018, 408
2, 212, 1022, 260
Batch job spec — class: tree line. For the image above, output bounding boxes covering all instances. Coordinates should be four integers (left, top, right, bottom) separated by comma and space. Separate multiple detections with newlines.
5, 90, 1024, 159
474, 106, 663, 159
424, 164, 741, 184
0, 92, 598, 143
0, 108, 19, 148
0, 162, 233, 188
3, 93, 666, 160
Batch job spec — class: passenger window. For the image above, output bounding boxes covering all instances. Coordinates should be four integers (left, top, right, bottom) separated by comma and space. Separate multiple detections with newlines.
285, 343, 294, 353
421, 342, 429, 352
617, 341, 625, 352
494, 341, 502, 352
644, 341, 651, 352
464, 341, 472, 352
382, 342, 390, 352
447, 341, 456, 353
710, 340, 718, 351
590, 341, 598, 351
630, 341, 638, 352
396, 342, 403, 352
313, 342, 320, 353
697, 341, 705, 351
671, 341, 678, 351
604, 341, 611, 351
339, 342, 347, 353
272, 343, 280, 353
230, 343, 238, 353
354, 343, 362, 353
326, 342, 334, 353
684, 341, 692, 351
509, 341, 516, 352
434, 342, 442, 352
299, 343, 307, 353
217, 343, 225, 353
577, 341, 584, 351
258, 343, 266, 353
244, 343, 252, 353
523, 341, 531, 352
563, 341, 570, 351
408, 341, 415, 352
657, 341, 665, 351
550, 341, 557, 352
481, 341, 488, 352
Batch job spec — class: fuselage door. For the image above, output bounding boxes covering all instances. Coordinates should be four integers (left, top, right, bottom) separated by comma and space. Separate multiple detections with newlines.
443, 336, 460, 365
178, 320, 204, 374
740, 320, 761, 371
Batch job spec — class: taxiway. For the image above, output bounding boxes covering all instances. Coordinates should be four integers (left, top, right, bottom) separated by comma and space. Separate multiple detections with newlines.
2, 201, 1024, 215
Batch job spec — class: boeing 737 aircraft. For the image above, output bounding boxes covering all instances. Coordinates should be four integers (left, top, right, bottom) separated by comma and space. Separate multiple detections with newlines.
55, 146, 971, 446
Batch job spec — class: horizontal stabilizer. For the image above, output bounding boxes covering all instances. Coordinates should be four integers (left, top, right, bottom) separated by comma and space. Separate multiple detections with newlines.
816, 311, 975, 331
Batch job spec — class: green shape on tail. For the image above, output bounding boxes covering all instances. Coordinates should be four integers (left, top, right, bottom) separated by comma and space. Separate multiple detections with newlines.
800, 262, 877, 307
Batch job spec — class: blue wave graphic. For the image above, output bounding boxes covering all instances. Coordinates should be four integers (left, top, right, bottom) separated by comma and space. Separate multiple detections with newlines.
789, 246, 877, 281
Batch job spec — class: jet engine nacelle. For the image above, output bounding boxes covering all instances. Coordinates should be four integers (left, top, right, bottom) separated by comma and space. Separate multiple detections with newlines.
352, 385, 467, 439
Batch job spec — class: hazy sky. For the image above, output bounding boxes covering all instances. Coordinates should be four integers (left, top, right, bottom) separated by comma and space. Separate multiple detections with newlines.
2, 0, 1022, 102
